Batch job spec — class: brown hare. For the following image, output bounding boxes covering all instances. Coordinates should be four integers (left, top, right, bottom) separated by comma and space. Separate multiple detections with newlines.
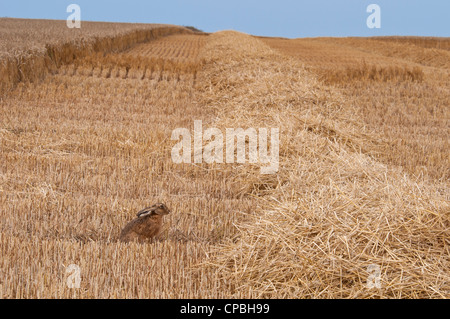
119, 203, 170, 243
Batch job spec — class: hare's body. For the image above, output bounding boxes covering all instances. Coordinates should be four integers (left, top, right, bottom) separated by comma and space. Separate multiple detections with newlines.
119, 203, 170, 243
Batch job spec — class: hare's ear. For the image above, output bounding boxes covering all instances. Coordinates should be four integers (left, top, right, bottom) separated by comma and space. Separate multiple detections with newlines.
136, 206, 157, 217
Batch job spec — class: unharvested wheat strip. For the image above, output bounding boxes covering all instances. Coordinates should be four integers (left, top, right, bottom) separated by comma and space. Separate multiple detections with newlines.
0, 19, 193, 96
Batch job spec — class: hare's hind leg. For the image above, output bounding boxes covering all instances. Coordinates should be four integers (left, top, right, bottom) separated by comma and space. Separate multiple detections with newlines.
120, 231, 143, 243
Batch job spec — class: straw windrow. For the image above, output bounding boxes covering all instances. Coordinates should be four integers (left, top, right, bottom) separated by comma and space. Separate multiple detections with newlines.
197, 31, 449, 298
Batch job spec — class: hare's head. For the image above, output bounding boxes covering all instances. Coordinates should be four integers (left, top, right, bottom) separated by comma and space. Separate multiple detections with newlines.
152, 203, 171, 215
137, 203, 171, 218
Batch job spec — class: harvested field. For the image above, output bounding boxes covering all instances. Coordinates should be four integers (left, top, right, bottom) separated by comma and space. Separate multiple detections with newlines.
262, 36, 450, 181
0, 19, 449, 298
1, 30, 245, 298
125, 33, 208, 62
200, 32, 449, 298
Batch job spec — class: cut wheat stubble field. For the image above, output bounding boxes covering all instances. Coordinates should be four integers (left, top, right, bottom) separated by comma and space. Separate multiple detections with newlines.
262, 36, 450, 182
1, 28, 250, 298
0, 20, 449, 298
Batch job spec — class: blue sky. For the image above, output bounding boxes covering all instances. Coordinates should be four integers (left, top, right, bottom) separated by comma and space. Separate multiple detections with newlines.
1, 0, 448, 38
